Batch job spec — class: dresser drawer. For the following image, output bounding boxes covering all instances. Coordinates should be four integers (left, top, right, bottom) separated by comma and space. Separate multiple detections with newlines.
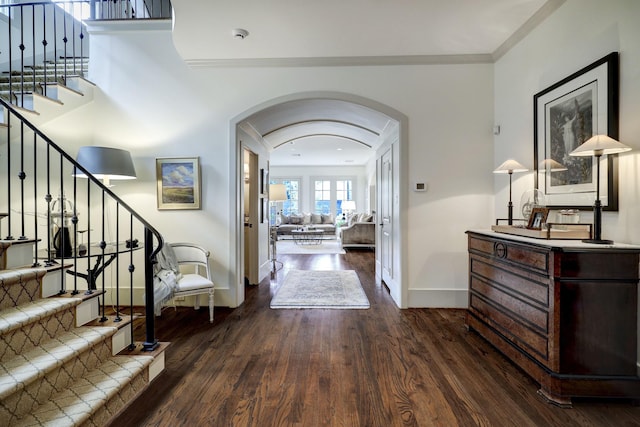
470, 275, 548, 331
469, 234, 550, 274
470, 255, 549, 306
469, 293, 549, 362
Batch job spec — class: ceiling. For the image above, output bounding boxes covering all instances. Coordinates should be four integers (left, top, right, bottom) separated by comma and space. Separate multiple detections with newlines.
172, 0, 563, 166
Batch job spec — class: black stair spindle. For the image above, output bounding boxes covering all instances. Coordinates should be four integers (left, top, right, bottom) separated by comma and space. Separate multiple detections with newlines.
114, 202, 122, 322
45, 144, 53, 266
42, 4, 48, 98
19, 5, 25, 108
18, 122, 27, 240
32, 132, 40, 267
5, 112, 13, 240
31, 5, 36, 99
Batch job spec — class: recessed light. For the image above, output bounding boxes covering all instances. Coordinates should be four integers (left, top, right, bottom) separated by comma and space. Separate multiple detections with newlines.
337, 148, 343, 151
345, 159, 354, 163
292, 153, 301, 157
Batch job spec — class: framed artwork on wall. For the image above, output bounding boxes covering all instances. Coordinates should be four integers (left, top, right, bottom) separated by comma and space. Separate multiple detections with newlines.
156, 157, 201, 210
533, 52, 619, 211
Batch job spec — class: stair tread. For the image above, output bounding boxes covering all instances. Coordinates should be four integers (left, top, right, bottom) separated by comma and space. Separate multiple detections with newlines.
14, 355, 154, 427
0, 297, 80, 336
0, 325, 118, 400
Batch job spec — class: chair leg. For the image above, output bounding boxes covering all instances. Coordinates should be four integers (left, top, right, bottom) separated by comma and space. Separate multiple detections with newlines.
208, 289, 214, 323
194, 294, 201, 310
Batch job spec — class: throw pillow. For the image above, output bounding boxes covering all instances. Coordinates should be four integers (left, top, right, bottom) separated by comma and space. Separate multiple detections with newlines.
311, 213, 322, 224
281, 214, 290, 224
303, 212, 312, 225
362, 214, 373, 222
290, 214, 303, 224
321, 214, 334, 224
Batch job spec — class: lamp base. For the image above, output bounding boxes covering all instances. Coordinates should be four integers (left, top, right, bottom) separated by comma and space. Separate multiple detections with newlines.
582, 238, 614, 245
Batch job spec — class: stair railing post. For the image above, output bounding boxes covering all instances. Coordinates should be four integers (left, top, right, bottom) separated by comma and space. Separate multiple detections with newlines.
143, 227, 159, 351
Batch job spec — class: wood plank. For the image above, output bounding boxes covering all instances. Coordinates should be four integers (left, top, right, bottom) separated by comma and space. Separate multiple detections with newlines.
108, 250, 640, 426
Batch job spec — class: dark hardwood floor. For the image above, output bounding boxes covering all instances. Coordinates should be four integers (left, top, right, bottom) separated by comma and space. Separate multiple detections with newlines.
110, 250, 640, 426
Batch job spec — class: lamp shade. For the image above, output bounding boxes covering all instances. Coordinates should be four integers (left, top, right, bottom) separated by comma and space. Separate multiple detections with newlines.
569, 134, 632, 157
269, 184, 287, 201
539, 158, 568, 172
75, 146, 137, 180
342, 200, 356, 211
493, 159, 528, 174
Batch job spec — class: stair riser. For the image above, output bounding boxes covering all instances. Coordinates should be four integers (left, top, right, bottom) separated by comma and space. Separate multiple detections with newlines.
1, 338, 114, 423
0, 242, 34, 270
77, 296, 100, 326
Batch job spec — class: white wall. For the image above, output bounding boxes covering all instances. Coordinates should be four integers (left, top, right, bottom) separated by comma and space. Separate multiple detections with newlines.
45, 20, 495, 308
495, 0, 640, 245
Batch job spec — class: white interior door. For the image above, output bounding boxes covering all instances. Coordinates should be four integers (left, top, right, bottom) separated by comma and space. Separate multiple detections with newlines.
380, 148, 392, 282
243, 149, 259, 285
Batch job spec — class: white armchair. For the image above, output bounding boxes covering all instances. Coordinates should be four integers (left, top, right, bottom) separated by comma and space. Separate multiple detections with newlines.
155, 242, 215, 323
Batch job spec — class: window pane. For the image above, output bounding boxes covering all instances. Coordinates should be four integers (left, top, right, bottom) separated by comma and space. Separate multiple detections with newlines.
314, 180, 331, 214
335, 179, 353, 216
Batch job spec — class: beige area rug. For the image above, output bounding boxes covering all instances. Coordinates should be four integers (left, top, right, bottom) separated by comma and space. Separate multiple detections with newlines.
276, 239, 346, 255
270, 269, 370, 309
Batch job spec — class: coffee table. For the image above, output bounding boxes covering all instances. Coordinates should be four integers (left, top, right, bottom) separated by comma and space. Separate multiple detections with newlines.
290, 229, 323, 245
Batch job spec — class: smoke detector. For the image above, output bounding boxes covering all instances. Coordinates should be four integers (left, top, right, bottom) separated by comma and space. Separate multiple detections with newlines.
232, 28, 249, 39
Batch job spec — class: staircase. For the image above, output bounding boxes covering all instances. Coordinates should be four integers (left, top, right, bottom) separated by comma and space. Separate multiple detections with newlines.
0, 57, 93, 127
0, 57, 89, 112
0, 240, 167, 426
1, 3, 170, 424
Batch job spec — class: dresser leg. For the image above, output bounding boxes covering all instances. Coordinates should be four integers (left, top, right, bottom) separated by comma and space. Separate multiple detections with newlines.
538, 388, 572, 408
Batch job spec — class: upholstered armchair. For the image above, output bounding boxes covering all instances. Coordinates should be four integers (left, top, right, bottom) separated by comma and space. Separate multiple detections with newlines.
154, 242, 215, 323
340, 220, 375, 248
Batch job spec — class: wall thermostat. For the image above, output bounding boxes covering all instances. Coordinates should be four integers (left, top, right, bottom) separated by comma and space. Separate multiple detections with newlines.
414, 182, 428, 192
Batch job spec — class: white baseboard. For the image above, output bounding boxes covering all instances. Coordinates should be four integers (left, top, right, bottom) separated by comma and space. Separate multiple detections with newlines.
408, 288, 468, 308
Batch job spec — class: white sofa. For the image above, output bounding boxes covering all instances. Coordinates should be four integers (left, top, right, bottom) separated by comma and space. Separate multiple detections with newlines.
276, 213, 336, 238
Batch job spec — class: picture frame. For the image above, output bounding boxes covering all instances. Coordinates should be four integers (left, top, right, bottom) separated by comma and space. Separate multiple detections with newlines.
527, 207, 549, 230
533, 52, 619, 211
156, 157, 201, 210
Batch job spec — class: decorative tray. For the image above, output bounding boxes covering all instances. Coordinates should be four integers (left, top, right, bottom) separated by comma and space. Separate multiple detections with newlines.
491, 222, 592, 240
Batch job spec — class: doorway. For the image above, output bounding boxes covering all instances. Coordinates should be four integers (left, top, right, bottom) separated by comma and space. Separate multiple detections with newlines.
230, 91, 407, 308
243, 148, 259, 285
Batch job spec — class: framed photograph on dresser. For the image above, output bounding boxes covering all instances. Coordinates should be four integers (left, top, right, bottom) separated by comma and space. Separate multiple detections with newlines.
527, 207, 549, 230
533, 52, 619, 211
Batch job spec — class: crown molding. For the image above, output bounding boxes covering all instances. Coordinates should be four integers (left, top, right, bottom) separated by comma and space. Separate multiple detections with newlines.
184, 54, 494, 68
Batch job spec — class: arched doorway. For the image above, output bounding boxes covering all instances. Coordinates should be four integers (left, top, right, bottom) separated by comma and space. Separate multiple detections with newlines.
229, 91, 408, 308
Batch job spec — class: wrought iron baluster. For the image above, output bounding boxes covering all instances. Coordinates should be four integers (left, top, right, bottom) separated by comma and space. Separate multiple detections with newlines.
5, 111, 13, 240
32, 132, 39, 266
42, 4, 48, 98
19, 5, 25, 108
114, 202, 121, 322
18, 122, 26, 240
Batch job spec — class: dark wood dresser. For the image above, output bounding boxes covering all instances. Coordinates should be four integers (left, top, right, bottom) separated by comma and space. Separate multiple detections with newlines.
466, 230, 640, 406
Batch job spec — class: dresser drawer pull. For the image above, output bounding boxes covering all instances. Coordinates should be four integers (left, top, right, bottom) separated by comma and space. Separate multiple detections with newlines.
494, 242, 507, 258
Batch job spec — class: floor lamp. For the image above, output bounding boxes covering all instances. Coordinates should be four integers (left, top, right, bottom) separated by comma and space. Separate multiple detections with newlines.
569, 134, 631, 244
493, 159, 528, 225
269, 184, 287, 276
75, 146, 137, 241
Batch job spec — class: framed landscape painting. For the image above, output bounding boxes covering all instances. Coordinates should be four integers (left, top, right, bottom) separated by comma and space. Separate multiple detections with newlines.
533, 52, 619, 211
156, 157, 201, 210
